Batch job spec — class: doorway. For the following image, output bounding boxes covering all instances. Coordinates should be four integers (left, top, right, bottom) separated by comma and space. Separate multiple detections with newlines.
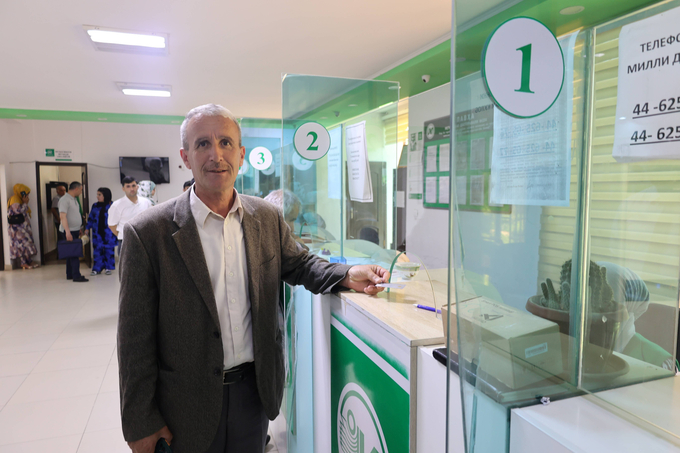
35, 162, 91, 268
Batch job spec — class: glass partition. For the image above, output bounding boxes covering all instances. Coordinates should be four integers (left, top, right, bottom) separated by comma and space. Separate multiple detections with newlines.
281, 75, 401, 452
281, 75, 400, 262
234, 117, 282, 197
581, 0, 680, 443
447, 0, 680, 452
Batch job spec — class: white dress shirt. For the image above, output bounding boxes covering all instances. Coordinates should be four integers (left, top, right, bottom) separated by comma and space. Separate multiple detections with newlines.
190, 187, 253, 370
108, 196, 153, 240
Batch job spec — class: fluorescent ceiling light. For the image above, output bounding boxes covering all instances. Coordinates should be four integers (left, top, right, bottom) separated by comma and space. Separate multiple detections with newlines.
83, 25, 169, 56
117, 83, 171, 97
87, 30, 165, 48
122, 89, 171, 97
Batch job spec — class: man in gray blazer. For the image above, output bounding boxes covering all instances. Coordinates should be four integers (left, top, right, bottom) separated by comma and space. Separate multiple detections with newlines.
118, 104, 389, 453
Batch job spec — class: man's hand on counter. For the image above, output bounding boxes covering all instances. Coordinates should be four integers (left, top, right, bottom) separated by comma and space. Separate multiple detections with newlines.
340, 265, 390, 295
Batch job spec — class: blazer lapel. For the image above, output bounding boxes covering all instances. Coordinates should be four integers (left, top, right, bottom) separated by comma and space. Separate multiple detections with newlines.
240, 197, 261, 318
172, 191, 221, 330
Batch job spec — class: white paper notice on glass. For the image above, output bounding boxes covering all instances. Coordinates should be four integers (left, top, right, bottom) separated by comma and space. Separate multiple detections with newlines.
456, 176, 467, 205
612, 7, 680, 162
426, 145, 438, 172
438, 177, 450, 204
489, 32, 577, 207
439, 143, 450, 172
346, 121, 373, 203
327, 127, 342, 199
425, 177, 438, 204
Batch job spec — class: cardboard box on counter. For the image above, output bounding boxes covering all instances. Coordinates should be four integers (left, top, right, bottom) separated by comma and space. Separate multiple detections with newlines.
441, 297, 562, 389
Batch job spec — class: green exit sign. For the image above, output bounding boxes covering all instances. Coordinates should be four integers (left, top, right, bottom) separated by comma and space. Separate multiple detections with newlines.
45, 149, 54, 157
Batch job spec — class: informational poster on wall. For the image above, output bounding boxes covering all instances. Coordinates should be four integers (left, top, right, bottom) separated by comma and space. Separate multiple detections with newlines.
331, 316, 409, 453
422, 116, 451, 208
45, 148, 73, 162
328, 126, 342, 200
453, 75, 511, 213
346, 121, 373, 203
612, 7, 680, 162
408, 129, 424, 199
489, 32, 577, 207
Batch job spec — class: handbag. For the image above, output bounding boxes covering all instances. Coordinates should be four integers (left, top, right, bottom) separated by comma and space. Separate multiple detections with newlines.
7, 213, 24, 225
57, 239, 83, 259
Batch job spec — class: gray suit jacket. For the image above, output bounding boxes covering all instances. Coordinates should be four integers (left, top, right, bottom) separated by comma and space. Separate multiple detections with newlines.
117, 190, 350, 452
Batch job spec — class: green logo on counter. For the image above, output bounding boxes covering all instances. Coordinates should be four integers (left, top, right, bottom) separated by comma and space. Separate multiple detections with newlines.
45, 148, 54, 157
338, 383, 387, 453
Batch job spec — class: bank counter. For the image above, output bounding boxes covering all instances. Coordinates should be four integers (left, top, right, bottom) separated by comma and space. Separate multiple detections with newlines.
309, 265, 457, 453
309, 269, 680, 453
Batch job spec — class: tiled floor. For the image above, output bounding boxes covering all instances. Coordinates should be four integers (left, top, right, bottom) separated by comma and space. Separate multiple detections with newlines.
0, 264, 282, 452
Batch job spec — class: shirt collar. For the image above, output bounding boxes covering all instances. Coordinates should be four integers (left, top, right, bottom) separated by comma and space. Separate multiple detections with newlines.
190, 186, 243, 229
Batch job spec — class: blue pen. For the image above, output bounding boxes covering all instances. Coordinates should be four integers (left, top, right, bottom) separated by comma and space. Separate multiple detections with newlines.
414, 304, 441, 314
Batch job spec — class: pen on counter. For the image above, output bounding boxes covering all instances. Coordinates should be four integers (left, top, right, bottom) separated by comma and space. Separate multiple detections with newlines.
414, 304, 441, 314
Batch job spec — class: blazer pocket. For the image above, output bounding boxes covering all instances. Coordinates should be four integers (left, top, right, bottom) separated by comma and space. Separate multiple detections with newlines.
260, 254, 276, 267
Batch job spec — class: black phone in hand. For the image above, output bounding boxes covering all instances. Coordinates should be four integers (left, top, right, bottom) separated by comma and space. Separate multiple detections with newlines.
155, 438, 173, 453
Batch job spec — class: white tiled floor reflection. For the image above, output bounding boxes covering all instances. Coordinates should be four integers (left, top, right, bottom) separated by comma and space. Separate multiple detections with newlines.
0, 265, 282, 452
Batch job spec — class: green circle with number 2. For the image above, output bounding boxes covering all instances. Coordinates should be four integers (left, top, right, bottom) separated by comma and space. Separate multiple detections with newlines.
481, 17, 564, 119
293, 122, 331, 161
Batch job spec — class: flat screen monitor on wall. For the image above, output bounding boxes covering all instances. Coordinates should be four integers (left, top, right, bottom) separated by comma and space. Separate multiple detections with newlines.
119, 157, 170, 184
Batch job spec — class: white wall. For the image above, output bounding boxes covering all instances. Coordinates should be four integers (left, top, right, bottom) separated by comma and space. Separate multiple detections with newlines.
407, 83, 541, 311
0, 165, 9, 270
0, 118, 192, 266
406, 84, 451, 269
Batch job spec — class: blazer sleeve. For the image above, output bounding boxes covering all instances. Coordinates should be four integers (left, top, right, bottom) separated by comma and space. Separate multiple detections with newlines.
277, 209, 351, 293
117, 223, 166, 442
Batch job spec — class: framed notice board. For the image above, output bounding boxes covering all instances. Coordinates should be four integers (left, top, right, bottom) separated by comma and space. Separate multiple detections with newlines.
422, 116, 452, 209
454, 106, 511, 214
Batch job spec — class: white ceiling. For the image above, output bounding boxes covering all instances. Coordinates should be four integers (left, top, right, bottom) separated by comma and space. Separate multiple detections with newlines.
0, 0, 455, 119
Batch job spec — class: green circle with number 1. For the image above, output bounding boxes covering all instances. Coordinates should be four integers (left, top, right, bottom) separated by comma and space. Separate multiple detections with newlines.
293, 122, 331, 161
481, 17, 564, 119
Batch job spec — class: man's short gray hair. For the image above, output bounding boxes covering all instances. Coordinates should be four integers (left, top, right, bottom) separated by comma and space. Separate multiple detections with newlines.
264, 189, 301, 223
180, 104, 242, 151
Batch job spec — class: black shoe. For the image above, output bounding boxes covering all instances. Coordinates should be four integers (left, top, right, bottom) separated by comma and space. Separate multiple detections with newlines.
67, 276, 73, 280
266, 435, 271, 445
73, 276, 89, 282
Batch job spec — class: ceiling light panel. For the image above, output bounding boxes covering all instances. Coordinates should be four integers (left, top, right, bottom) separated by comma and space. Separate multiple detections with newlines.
83, 25, 169, 56
116, 83, 172, 97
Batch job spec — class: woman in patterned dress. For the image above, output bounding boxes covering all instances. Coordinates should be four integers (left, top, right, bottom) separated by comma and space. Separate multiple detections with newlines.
7, 184, 39, 269
86, 187, 116, 275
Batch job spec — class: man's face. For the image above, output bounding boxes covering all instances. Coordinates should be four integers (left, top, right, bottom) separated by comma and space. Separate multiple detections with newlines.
123, 182, 138, 198
180, 116, 245, 196
73, 186, 83, 197
56, 186, 66, 196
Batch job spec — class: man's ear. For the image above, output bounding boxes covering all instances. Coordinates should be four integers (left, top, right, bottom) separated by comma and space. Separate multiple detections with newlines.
180, 148, 192, 170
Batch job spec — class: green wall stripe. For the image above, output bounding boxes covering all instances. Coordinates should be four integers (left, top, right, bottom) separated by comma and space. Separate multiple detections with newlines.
0, 108, 185, 125
332, 313, 409, 380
